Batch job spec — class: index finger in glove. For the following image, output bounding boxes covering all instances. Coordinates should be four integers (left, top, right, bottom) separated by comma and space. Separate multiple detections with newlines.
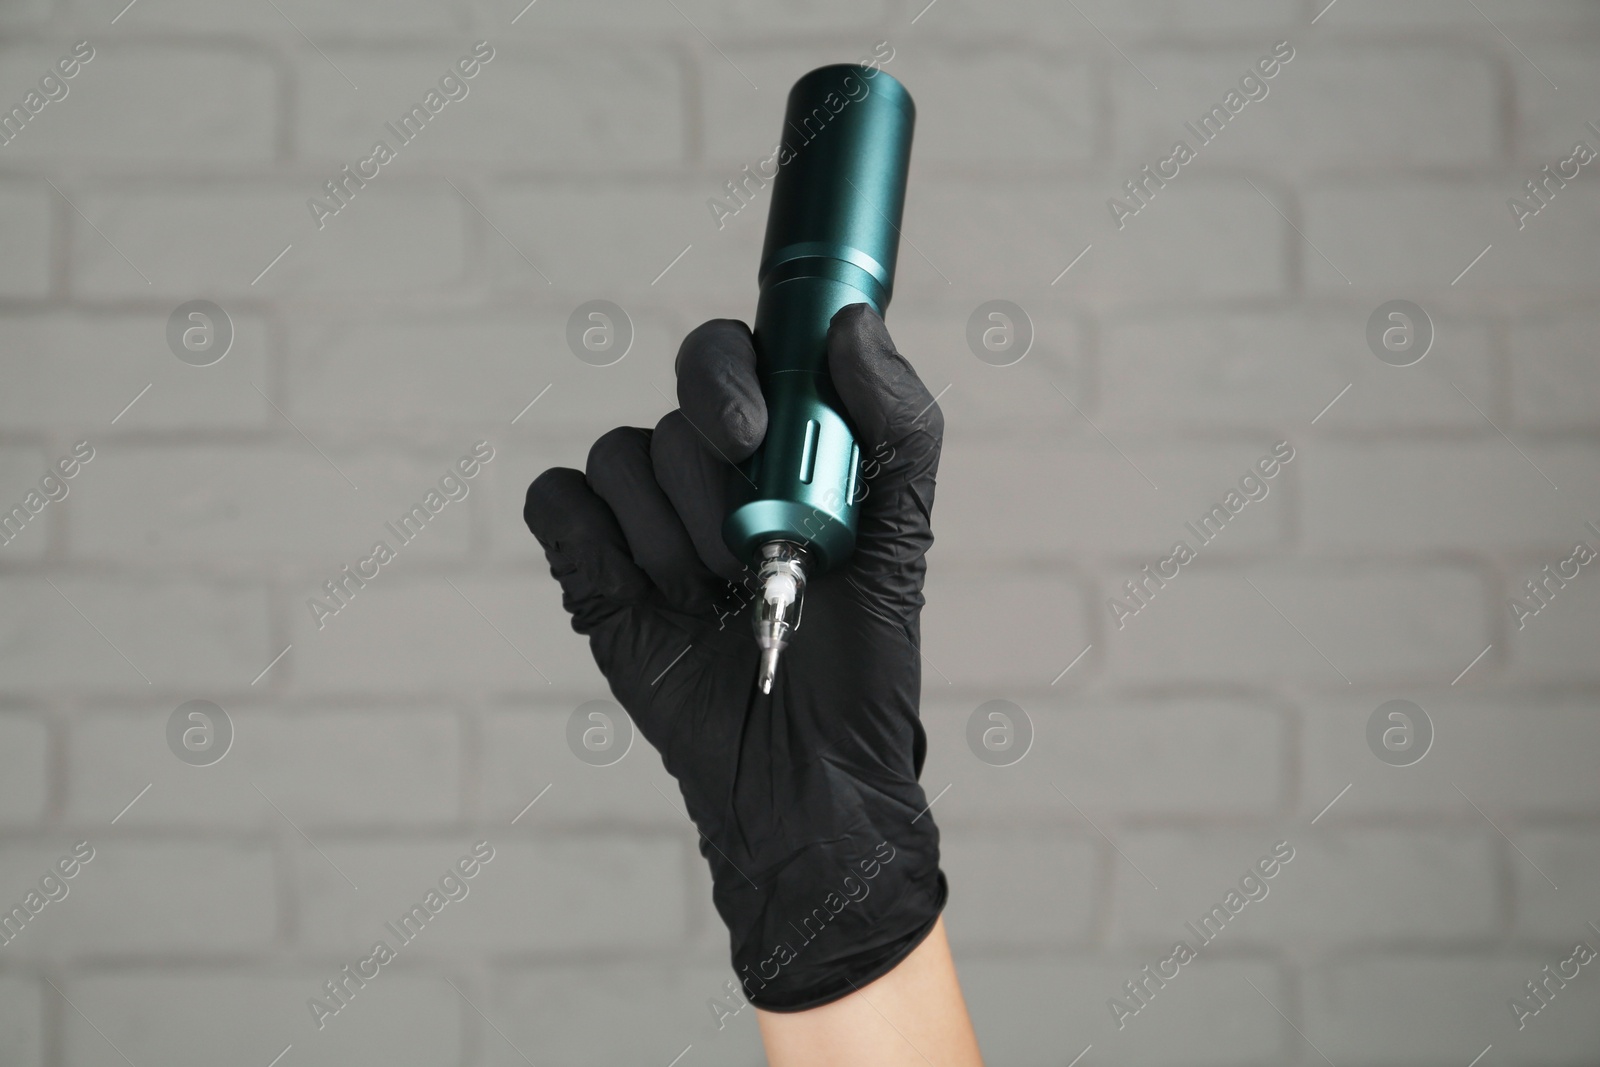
825, 304, 942, 611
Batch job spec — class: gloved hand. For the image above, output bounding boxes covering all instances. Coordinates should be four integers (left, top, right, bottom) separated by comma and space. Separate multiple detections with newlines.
524, 304, 947, 1012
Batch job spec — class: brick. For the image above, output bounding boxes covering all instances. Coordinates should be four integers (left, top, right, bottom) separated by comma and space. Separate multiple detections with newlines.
61, 0, 466, 33
61, 971, 461, 1066
703, 48, 1095, 170
1510, 42, 1600, 152
0, 975, 42, 1067
0, 181, 51, 297
1113, 46, 1498, 171
0, 839, 275, 957
0, 577, 271, 693
1501, 574, 1600, 684
0, 447, 54, 561
882, 299, 1086, 436
1302, 182, 1600, 295
286, 573, 604, 695
485, 180, 758, 299
286, 308, 682, 436
918, 696, 1288, 824
71, 184, 470, 299
1099, 310, 1495, 430
905, 178, 1289, 301
1510, 830, 1600, 939
936, 439, 1291, 564
1329, 1, 1600, 27
295, 46, 681, 169
1509, 313, 1600, 429
1303, 694, 1600, 819
0, 713, 50, 826
920, 570, 1093, 690
940, 829, 1097, 949
478, 0, 887, 32
488, 963, 765, 1066
68, 708, 460, 828
916, 0, 1299, 35
0, 45, 275, 165
687, 0, 892, 27
292, 836, 687, 953
671, 0, 893, 28
1304, 956, 1600, 1065
1101, 564, 1489, 687
961, 958, 1289, 1066
1497, 159, 1600, 248
0, 313, 272, 432
480, 706, 682, 828
71, 444, 480, 564
0, 0, 50, 25
1112, 830, 1499, 948
1302, 442, 1598, 552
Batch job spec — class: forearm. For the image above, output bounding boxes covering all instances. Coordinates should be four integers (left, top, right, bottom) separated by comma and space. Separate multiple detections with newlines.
756, 917, 984, 1067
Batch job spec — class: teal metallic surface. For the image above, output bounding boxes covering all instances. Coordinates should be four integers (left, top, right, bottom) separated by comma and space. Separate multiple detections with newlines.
721, 64, 916, 573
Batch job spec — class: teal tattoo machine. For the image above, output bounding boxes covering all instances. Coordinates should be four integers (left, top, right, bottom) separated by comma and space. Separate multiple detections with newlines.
720, 63, 916, 693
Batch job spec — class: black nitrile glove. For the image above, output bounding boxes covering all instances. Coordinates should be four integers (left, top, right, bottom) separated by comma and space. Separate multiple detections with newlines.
524, 304, 947, 1012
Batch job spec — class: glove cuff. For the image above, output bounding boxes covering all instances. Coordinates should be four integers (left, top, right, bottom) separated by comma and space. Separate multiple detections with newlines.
718, 833, 948, 1013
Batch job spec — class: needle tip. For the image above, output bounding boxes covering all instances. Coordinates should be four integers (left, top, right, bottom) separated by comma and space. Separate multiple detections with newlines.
758, 647, 780, 694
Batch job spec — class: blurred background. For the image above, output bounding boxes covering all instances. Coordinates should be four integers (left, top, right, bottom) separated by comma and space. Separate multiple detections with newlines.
2, 0, 1599, 1064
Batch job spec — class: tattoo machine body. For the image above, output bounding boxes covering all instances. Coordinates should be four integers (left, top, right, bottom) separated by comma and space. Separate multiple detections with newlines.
719, 63, 916, 693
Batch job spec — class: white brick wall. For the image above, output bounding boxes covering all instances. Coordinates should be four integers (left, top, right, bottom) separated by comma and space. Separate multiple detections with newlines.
2, 0, 1598, 1064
